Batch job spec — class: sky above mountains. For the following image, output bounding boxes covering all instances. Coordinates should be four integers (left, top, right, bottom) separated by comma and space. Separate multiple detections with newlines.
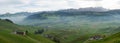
0, 0, 120, 14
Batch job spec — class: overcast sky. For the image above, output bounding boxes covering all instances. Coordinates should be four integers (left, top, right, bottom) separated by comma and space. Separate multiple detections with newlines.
0, 0, 120, 14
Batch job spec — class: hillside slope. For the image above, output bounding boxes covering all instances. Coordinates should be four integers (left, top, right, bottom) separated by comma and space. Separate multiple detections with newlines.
0, 19, 55, 43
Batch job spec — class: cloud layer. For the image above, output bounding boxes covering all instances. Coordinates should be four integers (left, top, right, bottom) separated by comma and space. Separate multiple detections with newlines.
0, 0, 120, 13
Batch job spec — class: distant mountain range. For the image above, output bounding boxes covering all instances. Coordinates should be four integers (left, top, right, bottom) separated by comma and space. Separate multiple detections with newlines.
60, 7, 108, 12
0, 12, 32, 17
24, 7, 119, 20
0, 7, 117, 17
1, 7, 120, 25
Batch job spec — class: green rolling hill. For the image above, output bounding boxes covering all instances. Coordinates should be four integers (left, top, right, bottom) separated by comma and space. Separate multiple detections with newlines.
0, 19, 55, 43
1, 8, 120, 43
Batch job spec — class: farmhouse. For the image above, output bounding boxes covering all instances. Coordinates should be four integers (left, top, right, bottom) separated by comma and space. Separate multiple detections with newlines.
89, 35, 105, 40
14, 31, 28, 35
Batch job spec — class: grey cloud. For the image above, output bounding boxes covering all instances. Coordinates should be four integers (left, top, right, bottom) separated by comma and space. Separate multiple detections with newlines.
0, 0, 23, 5
0, 0, 119, 14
